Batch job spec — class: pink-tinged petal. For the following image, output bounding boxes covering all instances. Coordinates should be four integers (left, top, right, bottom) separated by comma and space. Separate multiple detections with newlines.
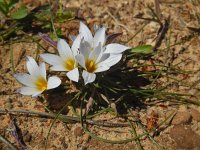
82, 70, 96, 85
104, 44, 130, 54
14, 73, 35, 87
17, 87, 42, 97
40, 53, 64, 66
47, 76, 61, 90
102, 54, 122, 67
57, 39, 73, 60
93, 27, 106, 47
79, 22, 93, 43
26, 56, 40, 77
66, 68, 79, 82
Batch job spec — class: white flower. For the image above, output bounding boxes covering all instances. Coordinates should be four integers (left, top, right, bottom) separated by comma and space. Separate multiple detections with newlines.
76, 40, 111, 85
78, 22, 130, 66
40, 37, 81, 82
14, 56, 61, 97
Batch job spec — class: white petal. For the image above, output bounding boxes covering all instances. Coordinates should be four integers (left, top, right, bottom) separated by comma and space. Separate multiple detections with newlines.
26, 56, 40, 77
69, 35, 76, 41
71, 34, 82, 56
17, 86, 42, 96
66, 68, 79, 82
39, 63, 46, 79
96, 53, 110, 64
57, 39, 73, 60
93, 27, 106, 47
40, 54, 63, 66
79, 41, 91, 58
14, 73, 35, 87
82, 70, 96, 85
102, 54, 122, 67
104, 44, 130, 54
95, 63, 110, 73
75, 54, 86, 69
79, 22, 93, 43
47, 76, 61, 89
50, 64, 66, 71
89, 43, 102, 62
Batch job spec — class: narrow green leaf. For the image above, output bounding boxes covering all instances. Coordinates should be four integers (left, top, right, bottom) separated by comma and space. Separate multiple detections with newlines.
130, 45, 153, 54
11, 5, 28, 19
8, 0, 19, 11
0, 2, 8, 14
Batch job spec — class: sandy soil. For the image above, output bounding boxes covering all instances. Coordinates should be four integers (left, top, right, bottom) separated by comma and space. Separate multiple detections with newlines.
1, 0, 200, 150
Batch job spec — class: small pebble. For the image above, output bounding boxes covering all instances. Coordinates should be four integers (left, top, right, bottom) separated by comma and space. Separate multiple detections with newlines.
74, 126, 83, 137
189, 109, 200, 122
171, 111, 192, 125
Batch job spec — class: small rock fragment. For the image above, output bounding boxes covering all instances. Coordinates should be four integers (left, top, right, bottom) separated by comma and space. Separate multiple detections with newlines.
170, 125, 200, 149
189, 109, 200, 122
171, 111, 192, 125
74, 126, 83, 137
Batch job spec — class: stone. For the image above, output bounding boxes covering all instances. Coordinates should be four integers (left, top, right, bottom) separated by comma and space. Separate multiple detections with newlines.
171, 111, 192, 125
189, 109, 200, 122
169, 125, 200, 149
74, 126, 83, 137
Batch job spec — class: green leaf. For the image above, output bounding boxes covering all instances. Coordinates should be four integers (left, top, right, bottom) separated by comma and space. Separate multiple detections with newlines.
56, 11, 74, 23
7, 0, 19, 11
130, 45, 153, 54
11, 5, 28, 19
0, 1, 9, 14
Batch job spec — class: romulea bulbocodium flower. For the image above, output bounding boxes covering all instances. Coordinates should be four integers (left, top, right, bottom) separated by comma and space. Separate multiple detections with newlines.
40, 37, 81, 82
14, 56, 61, 97
78, 22, 130, 67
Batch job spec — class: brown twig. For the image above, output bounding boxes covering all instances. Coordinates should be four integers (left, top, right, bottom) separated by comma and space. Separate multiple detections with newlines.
0, 109, 130, 127
0, 135, 18, 150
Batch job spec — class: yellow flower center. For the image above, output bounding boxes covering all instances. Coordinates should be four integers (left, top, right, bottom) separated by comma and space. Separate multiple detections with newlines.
35, 77, 47, 91
85, 59, 97, 73
65, 58, 76, 71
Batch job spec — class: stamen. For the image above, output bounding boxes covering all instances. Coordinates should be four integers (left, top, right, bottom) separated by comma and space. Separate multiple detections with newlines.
65, 58, 76, 71
35, 77, 47, 91
86, 59, 97, 73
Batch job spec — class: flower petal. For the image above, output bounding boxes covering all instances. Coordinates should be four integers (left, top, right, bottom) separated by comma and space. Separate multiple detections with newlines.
50, 64, 66, 71
39, 63, 46, 79
82, 70, 96, 85
95, 63, 110, 73
57, 39, 73, 60
40, 53, 63, 66
47, 76, 61, 89
102, 54, 122, 67
89, 43, 102, 62
17, 86, 42, 97
75, 54, 86, 69
71, 34, 82, 56
14, 73, 35, 87
96, 53, 110, 64
79, 22, 93, 43
66, 68, 79, 82
26, 56, 40, 77
104, 44, 130, 54
93, 27, 106, 47
69, 35, 76, 41
79, 40, 91, 58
